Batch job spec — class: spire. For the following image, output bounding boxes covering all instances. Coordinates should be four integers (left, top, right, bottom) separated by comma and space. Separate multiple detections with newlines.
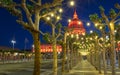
73, 9, 78, 19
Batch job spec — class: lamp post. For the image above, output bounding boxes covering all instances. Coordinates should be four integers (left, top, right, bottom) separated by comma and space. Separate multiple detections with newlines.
11, 40, 16, 50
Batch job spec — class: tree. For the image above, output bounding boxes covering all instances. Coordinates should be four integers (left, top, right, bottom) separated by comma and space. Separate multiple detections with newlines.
89, 16, 108, 74
89, 3, 120, 75
0, 0, 63, 75
57, 29, 68, 74
115, 24, 120, 68
42, 11, 62, 75
87, 32, 103, 73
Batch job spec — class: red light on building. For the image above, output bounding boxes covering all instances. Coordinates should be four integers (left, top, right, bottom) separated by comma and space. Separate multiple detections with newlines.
116, 43, 120, 52
118, 43, 120, 47
32, 44, 62, 53
68, 9, 86, 35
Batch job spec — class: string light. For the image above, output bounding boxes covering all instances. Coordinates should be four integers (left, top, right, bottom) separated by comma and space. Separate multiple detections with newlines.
51, 13, 54, 17
68, 19, 71, 22
114, 30, 117, 33
90, 30, 93, 34
95, 23, 98, 27
57, 16, 60, 20
46, 16, 50, 20
70, 0, 75, 6
99, 26, 103, 29
71, 34, 74, 38
59, 8, 63, 13
87, 22, 90, 26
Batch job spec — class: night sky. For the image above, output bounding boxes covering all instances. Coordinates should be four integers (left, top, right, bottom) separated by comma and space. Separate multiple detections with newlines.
0, 0, 120, 49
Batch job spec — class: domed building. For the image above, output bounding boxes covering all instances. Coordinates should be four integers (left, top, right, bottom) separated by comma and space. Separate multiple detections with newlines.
68, 10, 86, 35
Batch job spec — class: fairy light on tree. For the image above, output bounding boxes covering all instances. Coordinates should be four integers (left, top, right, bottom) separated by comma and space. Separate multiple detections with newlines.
90, 30, 93, 34
46, 16, 50, 21
51, 13, 54, 17
87, 22, 90, 26
69, 0, 75, 6
68, 19, 71, 22
59, 8, 63, 13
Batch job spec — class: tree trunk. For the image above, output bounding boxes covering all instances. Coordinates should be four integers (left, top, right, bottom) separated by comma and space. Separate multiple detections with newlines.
53, 39, 57, 75
96, 39, 102, 73
2, 51, 5, 64
102, 35, 107, 75
106, 50, 109, 67
62, 33, 67, 74
92, 52, 95, 66
74, 50, 78, 64
67, 41, 70, 72
102, 50, 107, 75
98, 52, 102, 74
110, 33, 116, 75
70, 45, 73, 69
94, 49, 98, 70
62, 43, 66, 75
51, 25, 57, 75
118, 51, 120, 69
90, 52, 93, 65
32, 32, 41, 75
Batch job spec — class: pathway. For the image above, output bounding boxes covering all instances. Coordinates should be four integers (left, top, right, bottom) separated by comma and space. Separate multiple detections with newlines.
65, 60, 103, 75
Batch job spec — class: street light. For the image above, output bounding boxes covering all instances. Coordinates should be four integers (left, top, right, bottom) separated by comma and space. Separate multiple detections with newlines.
11, 40, 16, 50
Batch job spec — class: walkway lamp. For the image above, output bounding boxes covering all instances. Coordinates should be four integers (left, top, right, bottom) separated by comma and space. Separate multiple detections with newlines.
11, 40, 16, 50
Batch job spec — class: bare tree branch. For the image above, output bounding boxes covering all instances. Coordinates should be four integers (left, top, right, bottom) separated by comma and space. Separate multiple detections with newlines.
38, 0, 62, 10
17, 19, 46, 35
39, 30, 45, 35
21, 0, 34, 27
16, 20, 32, 29
16, 20, 40, 33
56, 28, 61, 39
100, 9, 111, 31
30, 0, 41, 6
111, 11, 120, 22
29, 0, 37, 4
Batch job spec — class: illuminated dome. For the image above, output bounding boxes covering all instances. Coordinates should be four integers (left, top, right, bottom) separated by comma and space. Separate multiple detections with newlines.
68, 10, 86, 35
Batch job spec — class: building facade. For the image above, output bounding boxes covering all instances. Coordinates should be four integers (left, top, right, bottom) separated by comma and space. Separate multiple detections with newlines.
68, 10, 86, 35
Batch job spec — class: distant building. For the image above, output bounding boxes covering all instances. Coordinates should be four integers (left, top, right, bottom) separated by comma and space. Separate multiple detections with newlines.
116, 42, 120, 52
32, 44, 62, 53
0, 46, 19, 51
68, 10, 86, 35
32, 10, 86, 53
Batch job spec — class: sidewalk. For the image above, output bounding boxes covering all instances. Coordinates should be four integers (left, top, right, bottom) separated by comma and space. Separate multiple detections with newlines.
64, 60, 103, 75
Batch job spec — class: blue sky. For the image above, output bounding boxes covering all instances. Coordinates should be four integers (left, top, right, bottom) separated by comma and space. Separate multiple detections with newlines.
0, 0, 120, 49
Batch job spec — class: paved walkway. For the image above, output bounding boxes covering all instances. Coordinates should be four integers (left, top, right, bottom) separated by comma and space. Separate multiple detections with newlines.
64, 60, 103, 75
1, 59, 120, 75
